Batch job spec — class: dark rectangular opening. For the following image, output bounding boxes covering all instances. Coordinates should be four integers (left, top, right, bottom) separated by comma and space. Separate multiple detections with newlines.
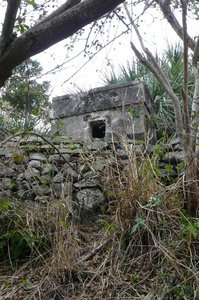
90, 120, 106, 139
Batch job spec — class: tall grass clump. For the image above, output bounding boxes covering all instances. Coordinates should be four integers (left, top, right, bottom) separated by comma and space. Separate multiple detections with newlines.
0, 140, 198, 299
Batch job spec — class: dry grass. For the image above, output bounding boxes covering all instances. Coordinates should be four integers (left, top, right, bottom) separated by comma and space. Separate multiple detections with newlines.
0, 142, 199, 300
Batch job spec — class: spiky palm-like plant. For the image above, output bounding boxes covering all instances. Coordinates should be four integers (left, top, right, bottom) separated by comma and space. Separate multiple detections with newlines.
103, 45, 194, 135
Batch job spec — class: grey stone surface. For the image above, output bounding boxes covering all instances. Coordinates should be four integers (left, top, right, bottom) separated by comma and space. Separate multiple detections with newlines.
78, 164, 90, 175
0, 147, 16, 157
53, 136, 71, 144
40, 144, 54, 152
52, 82, 151, 118
169, 137, 181, 146
53, 172, 64, 183
49, 153, 70, 163
17, 180, 35, 200
32, 185, 51, 196
74, 177, 100, 189
37, 175, 51, 185
0, 190, 12, 198
0, 178, 13, 190
28, 160, 43, 170
51, 81, 156, 144
64, 167, 79, 182
55, 148, 72, 154
55, 148, 82, 156
116, 149, 128, 159
161, 151, 184, 163
20, 135, 43, 145
76, 188, 105, 210
24, 168, 40, 180
0, 131, 185, 221
173, 144, 182, 151
52, 182, 68, 198
93, 158, 106, 172
17, 173, 25, 181
0, 167, 16, 178
42, 164, 58, 176
83, 171, 97, 179
87, 141, 108, 151
29, 153, 47, 162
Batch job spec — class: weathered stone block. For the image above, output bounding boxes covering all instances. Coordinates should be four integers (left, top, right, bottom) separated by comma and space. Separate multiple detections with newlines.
28, 160, 43, 170
74, 177, 100, 189
51, 81, 156, 144
76, 188, 105, 211
161, 151, 184, 163
24, 168, 40, 180
29, 153, 47, 162
42, 163, 58, 176
49, 153, 70, 163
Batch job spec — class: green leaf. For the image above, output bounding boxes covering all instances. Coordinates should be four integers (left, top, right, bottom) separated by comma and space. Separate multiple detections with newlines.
145, 194, 163, 208
0, 198, 11, 211
25, 0, 36, 6
131, 216, 145, 234
128, 107, 140, 118
165, 164, 172, 174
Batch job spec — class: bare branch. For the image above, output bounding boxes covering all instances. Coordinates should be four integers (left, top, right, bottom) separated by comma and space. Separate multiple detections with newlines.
156, 0, 195, 51
123, 3, 183, 141
0, 0, 21, 55
191, 36, 199, 154
125, 1, 199, 216
181, 0, 191, 141
80, 238, 111, 262
0, 0, 125, 87
130, 41, 184, 142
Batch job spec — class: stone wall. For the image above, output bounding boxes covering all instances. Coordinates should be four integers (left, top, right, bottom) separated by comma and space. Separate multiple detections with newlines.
0, 134, 184, 218
51, 81, 156, 143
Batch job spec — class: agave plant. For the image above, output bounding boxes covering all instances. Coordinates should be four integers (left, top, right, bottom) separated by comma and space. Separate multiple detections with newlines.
102, 44, 194, 135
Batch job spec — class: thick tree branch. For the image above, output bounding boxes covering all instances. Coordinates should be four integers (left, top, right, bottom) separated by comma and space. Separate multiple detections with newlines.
124, 2, 184, 141
156, 0, 195, 51
38, 0, 82, 26
0, 0, 21, 55
130, 41, 184, 142
125, 0, 198, 216
0, 0, 124, 87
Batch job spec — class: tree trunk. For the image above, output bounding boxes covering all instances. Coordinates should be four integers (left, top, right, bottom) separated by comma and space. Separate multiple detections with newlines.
181, 0, 199, 217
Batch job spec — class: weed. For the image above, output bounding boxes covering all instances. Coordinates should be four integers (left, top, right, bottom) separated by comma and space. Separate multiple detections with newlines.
0, 137, 198, 299
12, 152, 26, 163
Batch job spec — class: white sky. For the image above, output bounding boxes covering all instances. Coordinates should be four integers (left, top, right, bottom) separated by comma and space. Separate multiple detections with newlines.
33, 4, 198, 98
0, 1, 198, 98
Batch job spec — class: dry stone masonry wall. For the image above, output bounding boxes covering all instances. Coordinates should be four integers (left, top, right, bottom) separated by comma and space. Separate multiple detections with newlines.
0, 134, 184, 218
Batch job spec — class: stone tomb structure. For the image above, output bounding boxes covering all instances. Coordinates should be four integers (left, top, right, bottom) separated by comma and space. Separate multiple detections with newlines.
51, 81, 156, 143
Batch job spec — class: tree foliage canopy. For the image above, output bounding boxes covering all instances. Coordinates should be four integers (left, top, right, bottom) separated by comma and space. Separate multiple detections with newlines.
0, 59, 50, 133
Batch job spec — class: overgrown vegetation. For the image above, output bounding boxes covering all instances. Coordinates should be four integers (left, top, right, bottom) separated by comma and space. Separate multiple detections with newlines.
103, 45, 195, 136
0, 59, 51, 135
0, 142, 198, 299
